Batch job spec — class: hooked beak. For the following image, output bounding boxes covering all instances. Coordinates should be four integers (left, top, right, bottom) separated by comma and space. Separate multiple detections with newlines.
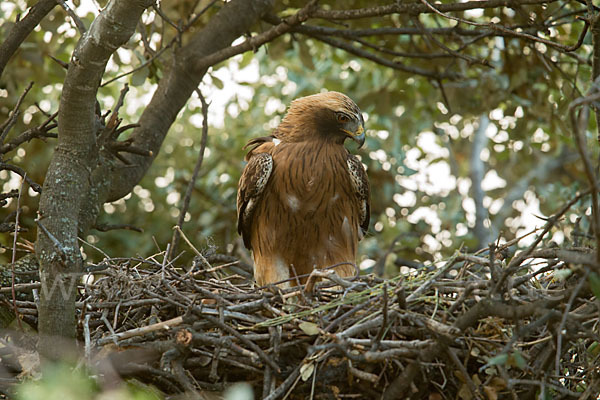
343, 124, 365, 148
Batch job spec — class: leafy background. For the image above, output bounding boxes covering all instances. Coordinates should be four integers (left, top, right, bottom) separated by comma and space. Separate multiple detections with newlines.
0, 0, 596, 277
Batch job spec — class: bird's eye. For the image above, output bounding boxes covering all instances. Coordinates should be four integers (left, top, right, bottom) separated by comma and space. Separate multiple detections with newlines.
337, 113, 350, 123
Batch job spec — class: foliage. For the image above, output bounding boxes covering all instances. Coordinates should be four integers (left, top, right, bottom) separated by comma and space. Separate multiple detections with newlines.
1, 0, 596, 276
16, 363, 160, 400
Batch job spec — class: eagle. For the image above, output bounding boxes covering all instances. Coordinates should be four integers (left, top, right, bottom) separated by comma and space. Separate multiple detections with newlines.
236, 91, 370, 287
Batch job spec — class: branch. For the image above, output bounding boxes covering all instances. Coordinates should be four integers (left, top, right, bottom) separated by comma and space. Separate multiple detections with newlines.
311, 0, 558, 20
494, 189, 594, 293
0, 163, 42, 193
413, 15, 491, 67
0, 82, 35, 145
0, 0, 58, 79
309, 0, 585, 54
569, 90, 600, 267
490, 149, 578, 235
418, 0, 588, 53
304, 32, 459, 80
169, 90, 209, 259
56, 0, 86, 34
35, 0, 154, 357
0, 112, 58, 155
282, 24, 490, 38
101, 1, 219, 88
107, 0, 275, 201
193, 1, 316, 73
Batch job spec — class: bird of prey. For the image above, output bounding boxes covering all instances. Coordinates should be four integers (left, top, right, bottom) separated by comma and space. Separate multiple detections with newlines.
237, 91, 370, 287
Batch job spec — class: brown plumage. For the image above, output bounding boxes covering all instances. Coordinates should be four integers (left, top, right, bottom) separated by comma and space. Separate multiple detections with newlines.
237, 91, 370, 286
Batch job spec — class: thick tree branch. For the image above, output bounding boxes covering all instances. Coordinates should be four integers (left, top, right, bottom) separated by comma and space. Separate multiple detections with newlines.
106, 0, 274, 201
193, 1, 316, 73
0, 0, 58, 79
35, 0, 153, 358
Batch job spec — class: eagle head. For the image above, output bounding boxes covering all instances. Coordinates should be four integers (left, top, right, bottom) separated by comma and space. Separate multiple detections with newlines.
276, 91, 365, 147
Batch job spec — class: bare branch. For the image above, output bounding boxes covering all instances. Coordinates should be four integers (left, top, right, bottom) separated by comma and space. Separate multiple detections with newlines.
310, 0, 558, 20
35, 0, 155, 357
306, 32, 459, 80
169, 90, 209, 259
108, 0, 275, 201
0, 0, 58, 79
418, 0, 588, 52
193, 1, 317, 73
0, 163, 42, 193
0, 112, 58, 155
0, 82, 35, 145
56, 0, 86, 34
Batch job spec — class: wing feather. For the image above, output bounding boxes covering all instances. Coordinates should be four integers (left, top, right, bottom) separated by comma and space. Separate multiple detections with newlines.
347, 154, 370, 237
237, 152, 273, 249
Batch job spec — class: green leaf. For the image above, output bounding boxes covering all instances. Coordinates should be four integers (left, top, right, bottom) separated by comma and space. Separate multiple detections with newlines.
211, 74, 224, 90
510, 350, 526, 370
587, 341, 600, 357
130, 66, 149, 87
300, 362, 315, 381
553, 268, 572, 281
299, 321, 319, 335
589, 272, 600, 300
487, 354, 508, 366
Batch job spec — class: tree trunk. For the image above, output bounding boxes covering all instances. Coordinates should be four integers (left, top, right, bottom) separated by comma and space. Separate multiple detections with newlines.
35, 0, 153, 360
34, 0, 275, 358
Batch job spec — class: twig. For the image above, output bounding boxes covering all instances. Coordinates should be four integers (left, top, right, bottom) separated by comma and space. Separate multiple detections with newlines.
99, 0, 219, 87
0, 163, 42, 193
303, 31, 459, 80
101, 46, 170, 87
96, 316, 183, 345
371, 282, 388, 350
10, 174, 26, 330
406, 250, 460, 302
193, 1, 319, 73
169, 89, 209, 259
93, 223, 143, 232
34, 214, 68, 260
264, 365, 301, 400
0, 82, 34, 144
57, 0, 86, 33
196, 311, 281, 373
446, 346, 483, 400
555, 268, 589, 376
495, 189, 592, 292
0, 111, 57, 154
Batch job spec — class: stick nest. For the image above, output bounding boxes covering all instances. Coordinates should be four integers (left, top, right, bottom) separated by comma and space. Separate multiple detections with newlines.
3, 240, 600, 400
